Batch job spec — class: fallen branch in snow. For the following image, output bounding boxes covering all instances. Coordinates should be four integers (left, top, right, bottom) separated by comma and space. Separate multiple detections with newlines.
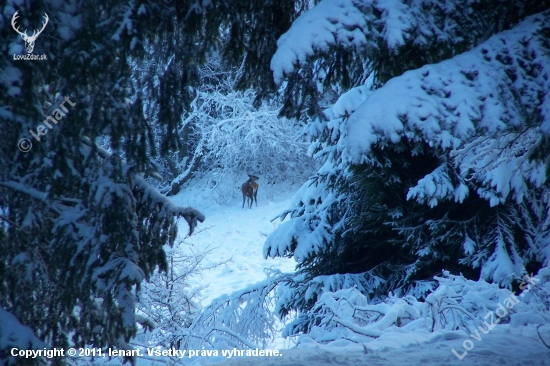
438, 305, 481, 328
332, 316, 382, 338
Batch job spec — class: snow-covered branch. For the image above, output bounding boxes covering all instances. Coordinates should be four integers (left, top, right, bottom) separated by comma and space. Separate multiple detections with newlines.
182, 270, 293, 350
283, 270, 550, 346
181, 76, 317, 183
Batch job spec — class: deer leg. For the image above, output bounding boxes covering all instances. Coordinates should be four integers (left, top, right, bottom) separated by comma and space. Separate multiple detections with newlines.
254, 190, 258, 207
242, 194, 245, 208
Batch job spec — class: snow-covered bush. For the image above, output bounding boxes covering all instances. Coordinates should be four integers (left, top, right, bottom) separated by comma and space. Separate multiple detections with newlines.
163, 268, 548, 351
135, 239, 215, 349
180, 75, 317, 184
271, 264, 416, 321
283, 287, 423, 344
424, 270, 550, 333
182, 269, 292, 350
510, 267, 550, 347
281, 270, 550, 345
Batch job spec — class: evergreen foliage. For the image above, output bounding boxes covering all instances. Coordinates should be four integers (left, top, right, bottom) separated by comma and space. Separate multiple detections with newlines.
271, 0, 550, 119
0, 0, 311, 360
264, 0, 550, 335
2, 0, 550, 358
0, 0, 214, 363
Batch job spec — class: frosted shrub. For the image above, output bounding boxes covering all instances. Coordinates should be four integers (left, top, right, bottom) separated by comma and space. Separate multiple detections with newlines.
282, 270, 550, 345
283, 288, 423, 344
135, 239, 219, 349
182, 269, 292, 350
183, 78, 317, 183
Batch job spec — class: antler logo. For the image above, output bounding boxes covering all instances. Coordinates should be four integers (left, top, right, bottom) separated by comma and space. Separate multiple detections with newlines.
11, 11, 49, 54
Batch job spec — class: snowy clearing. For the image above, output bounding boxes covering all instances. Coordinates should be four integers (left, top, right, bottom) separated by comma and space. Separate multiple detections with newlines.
170, 175, 297, 307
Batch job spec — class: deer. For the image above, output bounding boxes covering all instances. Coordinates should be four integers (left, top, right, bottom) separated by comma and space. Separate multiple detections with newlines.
241, 174, 259, 209
11, 11, 49, 54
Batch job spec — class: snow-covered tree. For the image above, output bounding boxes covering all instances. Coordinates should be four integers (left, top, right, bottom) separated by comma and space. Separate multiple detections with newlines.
0, 0, 313, 362
174, 67, 317, 185
264, 0, 550, 335
0, 1, 210, 364
269, 0, 550, 119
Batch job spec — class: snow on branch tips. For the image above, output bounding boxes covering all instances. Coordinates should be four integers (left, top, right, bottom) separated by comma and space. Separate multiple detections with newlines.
272, 0, 545, 86
181, 77, 316, 183
266, 9, 550, 319
80, 136, 204, 235
271, 0, 368, 84
282, 270, 550, 346
182, 270, 292, 350
341, 11, 550, 203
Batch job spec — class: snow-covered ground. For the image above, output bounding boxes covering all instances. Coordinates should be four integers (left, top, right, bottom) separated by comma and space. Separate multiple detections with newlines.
191, 324, 548, 366
160, 175, 550, 366
170, 174, 297, 307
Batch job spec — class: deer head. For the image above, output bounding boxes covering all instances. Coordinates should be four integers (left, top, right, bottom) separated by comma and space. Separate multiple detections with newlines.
12, 11, 49, 54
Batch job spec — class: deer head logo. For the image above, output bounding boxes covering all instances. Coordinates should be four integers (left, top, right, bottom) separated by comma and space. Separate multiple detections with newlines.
11, 11, 49, 54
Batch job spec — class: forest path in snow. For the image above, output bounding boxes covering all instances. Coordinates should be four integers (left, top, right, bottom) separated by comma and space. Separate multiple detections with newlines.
171, 176, 297, 306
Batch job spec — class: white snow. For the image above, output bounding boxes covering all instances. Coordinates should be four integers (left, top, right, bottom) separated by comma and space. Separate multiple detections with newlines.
15, 174, 547, 366
271, 0, 368, 84
127, 176, 550, 366
0, 307, 47, 366
170, 175, 297, 306
202, 325, 548, 366
265, 11, 550, 286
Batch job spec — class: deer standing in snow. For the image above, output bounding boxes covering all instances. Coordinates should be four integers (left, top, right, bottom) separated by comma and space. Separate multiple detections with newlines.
241, 174, 259, 209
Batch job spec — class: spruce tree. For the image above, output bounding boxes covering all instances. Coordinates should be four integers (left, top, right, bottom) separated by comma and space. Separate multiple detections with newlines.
263, 0, 550, 330
0, 0, 199, 364
0, 0, 311, 362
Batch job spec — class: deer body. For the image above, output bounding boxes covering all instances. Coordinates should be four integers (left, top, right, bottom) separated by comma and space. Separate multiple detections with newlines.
241, 175, 259, 209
